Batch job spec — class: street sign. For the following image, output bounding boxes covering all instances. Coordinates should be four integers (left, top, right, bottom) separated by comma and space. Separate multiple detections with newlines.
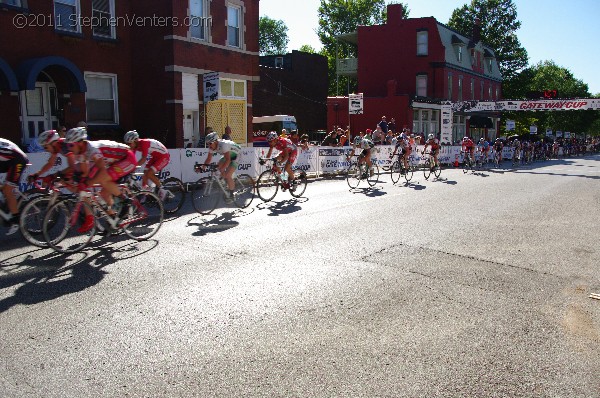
530, 125, 537, 134
203, 72, 219, 103
349, 93, 363, 115
506, 120, 515, 131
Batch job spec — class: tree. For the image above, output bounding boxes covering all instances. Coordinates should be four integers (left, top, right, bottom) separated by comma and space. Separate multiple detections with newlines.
317, 0, 409, 95
259, 16, 289, 55
298, 44, 317, 54
448, 0, 528, 81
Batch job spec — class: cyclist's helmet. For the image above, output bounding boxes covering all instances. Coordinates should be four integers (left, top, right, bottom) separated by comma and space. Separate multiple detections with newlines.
38, 130, 59, 146
400, 133, 407, 140
64, 127, 87, 143
463, 136, 469, 141
266, 131, 278, 142
205, 132, 219, 145
480, 138, 485, 142
428, 133, 434, 140
124, 130, 139, 143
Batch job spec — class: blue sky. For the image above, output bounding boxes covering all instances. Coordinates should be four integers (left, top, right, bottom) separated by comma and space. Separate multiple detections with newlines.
258, 0, 600, 95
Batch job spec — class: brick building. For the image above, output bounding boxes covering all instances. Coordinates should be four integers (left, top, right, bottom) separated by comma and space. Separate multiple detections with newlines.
254, 50, 328, 134
328, 3, 503, 143
0, 0, 259, 148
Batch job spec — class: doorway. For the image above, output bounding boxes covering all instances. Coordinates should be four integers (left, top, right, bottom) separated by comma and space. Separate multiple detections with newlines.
19, 79, 59, 145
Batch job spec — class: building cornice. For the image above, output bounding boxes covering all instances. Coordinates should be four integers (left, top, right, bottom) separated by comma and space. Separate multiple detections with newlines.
165, 65, 260, 81
164, 35, 259, 56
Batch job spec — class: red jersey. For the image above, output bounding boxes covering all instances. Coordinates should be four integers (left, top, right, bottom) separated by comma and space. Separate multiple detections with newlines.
425, 138, 440, 150
135, 138, 169, 159
274, 137, 297, 153
462, 139, 475, 153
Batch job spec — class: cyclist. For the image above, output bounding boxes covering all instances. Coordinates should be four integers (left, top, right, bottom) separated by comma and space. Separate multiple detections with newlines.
201, 131, 241, 201
0, 138, 28, 235
65, 127, 137, 232
461, 136, 475, 164
423, 133, 441, 170
347, 136, 375, 178
492, 138, 504, 164
477, 138, 490, 164
264, 131, 298, 190
123, 130, 171, 200
29, 130, 76, 183
512, 138, 522, 163
390, 132, 411, 173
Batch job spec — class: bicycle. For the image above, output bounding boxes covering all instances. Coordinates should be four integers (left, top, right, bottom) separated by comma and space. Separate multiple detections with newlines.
462, 151, 474, 174
19, 174, 73, 247
422, 151, 442, 180
42, 177, 164, 253
493, 149, 502, 168
129, 168, 186, 215
256, 158, 308, 202
389, 152, 414, 184
511, 148, 521, 167
345, 157, 380, 189
191, 163, 255, 214
0, 167, 45, 235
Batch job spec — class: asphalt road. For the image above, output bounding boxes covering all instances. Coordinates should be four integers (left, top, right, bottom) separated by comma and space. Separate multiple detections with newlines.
1, 156, 599, 397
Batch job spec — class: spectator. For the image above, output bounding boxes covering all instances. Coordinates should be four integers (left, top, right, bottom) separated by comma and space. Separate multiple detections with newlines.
321, 129, 339, 146
280, 128, 288, 138
388, 118, 397, 134
385, 130, 394, 145
337, 127, 348, 147
372, 125, 385, 145
58, 126, 67, 138
378, 116, 388, 134
290, 130, 309, 151
223, 125, 232, 140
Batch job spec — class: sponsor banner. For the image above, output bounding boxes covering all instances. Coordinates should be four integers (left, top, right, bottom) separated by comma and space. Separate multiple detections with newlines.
546, 128, 553, 137
451, 99, 600, 112
440, 102, 453, 145
564, 131, 571, 139
203, 72, 219, 103
506, 120, 516, 131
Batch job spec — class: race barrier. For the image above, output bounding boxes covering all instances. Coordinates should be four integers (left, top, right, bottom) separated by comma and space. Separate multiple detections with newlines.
2, 145, 588, 192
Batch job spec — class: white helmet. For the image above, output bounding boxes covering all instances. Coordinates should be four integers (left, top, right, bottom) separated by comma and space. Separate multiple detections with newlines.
428, 134, 434, 139
266, 131, 278, 142
124, 130, 139, 143
205, 132, 219, 144
64, 127, 87, 143
38, 130, 60, 146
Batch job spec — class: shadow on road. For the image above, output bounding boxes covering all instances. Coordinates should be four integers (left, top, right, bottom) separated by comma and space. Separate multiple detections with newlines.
256, 197, 308, 216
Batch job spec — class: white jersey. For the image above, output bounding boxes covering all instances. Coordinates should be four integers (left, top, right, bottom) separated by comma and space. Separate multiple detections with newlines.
213, 139, 241, 156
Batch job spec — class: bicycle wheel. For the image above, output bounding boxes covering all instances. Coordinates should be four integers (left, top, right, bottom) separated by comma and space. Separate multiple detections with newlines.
289, 172, 307, 198
161, 177, 186, 215
19, 195, 54, 247
367, 163, 379, 187
256, 170, 279, 202
463, 158, 471, 174
232, 174, 255, 208
423, 160, 432, 180
346, 163, 361, 189
404, 164, 414, 183
123, 191, 164, 240
191, 177, 219, 215
433, 163, 442, 179
44, 199, 95, 253
390, 161, 401, 184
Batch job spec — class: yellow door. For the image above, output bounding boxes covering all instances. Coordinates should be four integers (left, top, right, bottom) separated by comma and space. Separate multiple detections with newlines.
206, 100, 247, 144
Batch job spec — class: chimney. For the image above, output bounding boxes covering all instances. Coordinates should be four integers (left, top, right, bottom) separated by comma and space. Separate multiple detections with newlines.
472, 18, 481, 43
387, 3, 403, 25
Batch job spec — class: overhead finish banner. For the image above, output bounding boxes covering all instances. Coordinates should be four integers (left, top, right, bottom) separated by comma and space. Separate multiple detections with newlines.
451, 98, 600, 112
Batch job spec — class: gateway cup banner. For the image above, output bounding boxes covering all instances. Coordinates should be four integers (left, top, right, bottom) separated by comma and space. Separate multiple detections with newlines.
451, 99, 600, 112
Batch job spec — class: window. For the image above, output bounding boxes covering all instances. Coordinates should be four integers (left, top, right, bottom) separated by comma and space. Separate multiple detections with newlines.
219, 78, 246, 99
488, 85, 492, 100
190, 0, 209, 40
416, 75, 427, 97
55, 0, 80, 33
453, 115, 466, 143
447, 74, 452, 100
480, 81, 484, 100
470, 78, 474, 100
416, 31, 428, 56
275, 57, 284, 68
458, 76, 463, 101
455, 45, 463, 63
92, 0, 115, 38
495, 87, 499, 100
227, 5, 241, 47
486, 58, 493, 73
85, 73, 118, 124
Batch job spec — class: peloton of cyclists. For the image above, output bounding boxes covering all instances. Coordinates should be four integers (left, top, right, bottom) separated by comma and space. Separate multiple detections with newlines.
65, 127, 137, 232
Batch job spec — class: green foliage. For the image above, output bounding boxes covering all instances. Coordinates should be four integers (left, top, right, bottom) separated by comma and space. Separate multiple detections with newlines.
317, 0, 409, 96
259, 16, 289, 56
448, 0, 528, 81
298, 44, 318, 54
